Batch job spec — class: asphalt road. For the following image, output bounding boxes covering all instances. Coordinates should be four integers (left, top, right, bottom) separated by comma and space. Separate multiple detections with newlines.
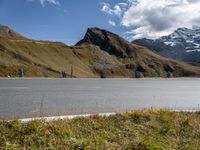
0, 78, 200, 119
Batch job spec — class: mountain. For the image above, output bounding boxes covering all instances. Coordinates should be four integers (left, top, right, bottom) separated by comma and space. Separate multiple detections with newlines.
0, 25, 25, 39
76, 27, 138, 58
76, 27, 200, 77
132, 27, 200, 64
1, 25, 200, 78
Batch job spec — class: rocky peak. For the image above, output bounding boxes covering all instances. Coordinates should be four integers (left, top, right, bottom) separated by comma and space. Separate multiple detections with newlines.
0, 25, 24, 38
76, 27, 109, 46
161, 27, 200, 51
76, 27, 137, 58
132, 26, 200, 63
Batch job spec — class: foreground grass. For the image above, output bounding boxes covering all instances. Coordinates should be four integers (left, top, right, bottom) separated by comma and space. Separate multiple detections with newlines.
0, 110, 200, 150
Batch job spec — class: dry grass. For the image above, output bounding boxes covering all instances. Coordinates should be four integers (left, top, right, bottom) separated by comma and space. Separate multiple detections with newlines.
0, 110, 199, 149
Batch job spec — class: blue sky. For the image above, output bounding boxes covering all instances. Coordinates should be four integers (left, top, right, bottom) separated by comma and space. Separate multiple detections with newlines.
0, 0, 127, 44
1, 0, 200, 44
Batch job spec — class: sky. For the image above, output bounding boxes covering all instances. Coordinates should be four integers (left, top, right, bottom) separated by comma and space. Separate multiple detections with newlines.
1, 0, 200, 44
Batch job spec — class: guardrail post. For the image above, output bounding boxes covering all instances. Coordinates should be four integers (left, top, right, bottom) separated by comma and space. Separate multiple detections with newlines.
17, 67, 24, 77
70, 65, 73, 78
61, 71, 67, 78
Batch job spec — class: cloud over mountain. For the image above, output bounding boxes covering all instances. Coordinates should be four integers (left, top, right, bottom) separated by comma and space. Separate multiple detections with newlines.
100, 2, 123, 17
101, 0, 200, 40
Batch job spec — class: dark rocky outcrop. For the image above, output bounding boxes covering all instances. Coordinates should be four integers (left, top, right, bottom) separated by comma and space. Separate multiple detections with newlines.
76, 28, 137, 58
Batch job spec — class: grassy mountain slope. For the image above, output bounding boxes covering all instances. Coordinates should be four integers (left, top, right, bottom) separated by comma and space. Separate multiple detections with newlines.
0, 37, 130, 77
76, 27, 200, 77
0, 25, 200, 78
0, 38, 94, 77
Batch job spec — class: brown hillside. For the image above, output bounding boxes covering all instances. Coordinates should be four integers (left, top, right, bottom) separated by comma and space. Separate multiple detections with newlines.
0, 25, 200, 78
76, 27, 200, 77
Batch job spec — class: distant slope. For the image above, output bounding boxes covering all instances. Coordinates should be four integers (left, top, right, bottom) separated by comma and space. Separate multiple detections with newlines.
132, 27, 200, 64
0, 25, 200, 78
132, 38, 185, 60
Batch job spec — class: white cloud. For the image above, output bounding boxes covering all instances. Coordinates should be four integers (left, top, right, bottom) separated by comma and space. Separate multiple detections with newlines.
100, 2, 123, 17
108, 20, 116, 26
101, 0, 200, 40
27, 0, 60, 7
41, 0, 60, 6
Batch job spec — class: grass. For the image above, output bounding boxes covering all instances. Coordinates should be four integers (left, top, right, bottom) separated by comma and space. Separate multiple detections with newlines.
0, 37, 98, 78
0, 110, 199, 149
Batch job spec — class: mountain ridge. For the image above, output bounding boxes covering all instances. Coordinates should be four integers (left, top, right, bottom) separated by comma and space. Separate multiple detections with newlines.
0, 25, 25, 39
132, 27, 200, 63
76, 27, 136, 58
0, 25, 200, 78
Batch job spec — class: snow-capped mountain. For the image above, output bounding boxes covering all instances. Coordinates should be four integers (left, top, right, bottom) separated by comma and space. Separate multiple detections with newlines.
161, 27, 200, 53
132, 27, 200, 64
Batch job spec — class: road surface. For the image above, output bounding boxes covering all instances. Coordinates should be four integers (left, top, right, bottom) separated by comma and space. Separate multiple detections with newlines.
0, 78, 200, 119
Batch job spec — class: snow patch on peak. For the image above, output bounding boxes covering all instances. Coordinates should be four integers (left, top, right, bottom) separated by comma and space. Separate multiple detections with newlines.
160, 27, 200, 53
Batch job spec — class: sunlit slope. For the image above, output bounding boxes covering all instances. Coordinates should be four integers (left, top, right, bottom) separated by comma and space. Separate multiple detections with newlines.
0, 25, 200, 77
77, 27, 200, 77
0, 37, 95, 77
0, 37, 130, 77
